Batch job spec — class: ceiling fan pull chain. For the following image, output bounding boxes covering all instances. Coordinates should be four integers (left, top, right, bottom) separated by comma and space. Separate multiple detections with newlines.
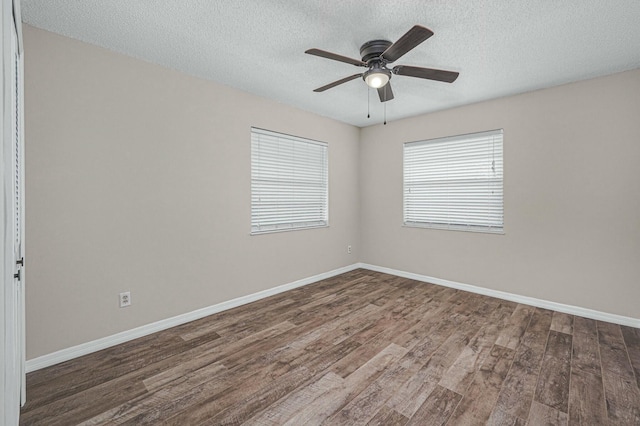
384, 93, 387, 125
367, 87, 370, 118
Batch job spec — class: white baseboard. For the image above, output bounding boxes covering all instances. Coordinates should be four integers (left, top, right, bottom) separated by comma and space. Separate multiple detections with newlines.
357, 263, 640, 328
26, 263, 361, 373
26, 262, 639, 372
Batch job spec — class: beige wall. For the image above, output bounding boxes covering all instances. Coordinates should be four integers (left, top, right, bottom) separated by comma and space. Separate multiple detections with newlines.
360, 68, 640, 319
24, 26, 361, 359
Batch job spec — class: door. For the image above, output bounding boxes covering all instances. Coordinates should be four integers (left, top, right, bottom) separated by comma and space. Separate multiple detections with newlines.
2, 0, 25, 423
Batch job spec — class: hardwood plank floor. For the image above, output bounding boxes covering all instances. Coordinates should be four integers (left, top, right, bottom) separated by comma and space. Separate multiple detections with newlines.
20, 269, 640, 425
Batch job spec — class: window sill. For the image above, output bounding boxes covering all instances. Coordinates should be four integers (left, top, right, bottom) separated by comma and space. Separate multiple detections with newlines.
251, 224, 329, 236
403, 223, 504, 235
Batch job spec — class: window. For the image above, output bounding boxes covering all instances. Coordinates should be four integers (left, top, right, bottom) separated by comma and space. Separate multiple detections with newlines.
251, 128, 328, 234
403, 129, 503, 233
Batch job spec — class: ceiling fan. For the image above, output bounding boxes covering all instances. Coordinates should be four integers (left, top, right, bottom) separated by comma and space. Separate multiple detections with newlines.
305, 25, 459, 103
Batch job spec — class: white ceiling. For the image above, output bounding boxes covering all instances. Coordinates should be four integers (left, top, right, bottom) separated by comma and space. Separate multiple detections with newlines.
21, 0, 640, 127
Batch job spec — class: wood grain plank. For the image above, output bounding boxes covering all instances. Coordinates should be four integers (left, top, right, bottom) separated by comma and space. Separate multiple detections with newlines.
223, 301, 379, 368
159, 338, 363, 425
22, 331, 221, 413
143, 320, 295, 391
24, 326, 190, 388
386, 316, 484, 417
242, 371, 345, 426
329, 317, 414, 379
544, 330, 573, 359
439, 302, 515, 394
78, 361, 228, 425
111, 320, 364, 425
550, 312, 574, 335
390, 292, 461, 349
620, 325, 640, 389
328, 381, 389, 425
571, 316, 597, 337
447, 344, 516, 424
406, 385, 462, 426
602, 372, 640, 424
486, 407, 522, 426
495, 303, 534, 350
263, 343, 407, 426
597, 321, 635, 380
326, 312, 465, 423
184, 272, 371, 339
102, 339, 318, 425
534, 331, 572, 413
366, 405, 408, 426
520, 308, 555, 348
288, 293, 375, 327
328, 311, 471, 426
492, 308, 553, 420
20, 381, 149, 426
568, 368, 606, 425
20, 331, 224, 422
571, 329, 602, 377
178, 298, 300, 341
527, 400, 568, 425
383, 296, 505, 419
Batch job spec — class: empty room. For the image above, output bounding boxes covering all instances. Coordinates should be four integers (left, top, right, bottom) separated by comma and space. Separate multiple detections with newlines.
2, 0, 640, 425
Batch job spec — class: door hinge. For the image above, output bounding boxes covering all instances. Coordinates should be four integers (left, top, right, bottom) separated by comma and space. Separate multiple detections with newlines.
14, 270, 20, 280
16, 257, 24, 266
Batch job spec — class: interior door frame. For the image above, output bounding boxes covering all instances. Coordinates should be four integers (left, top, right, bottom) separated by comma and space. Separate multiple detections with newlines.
2, 0, 24, 424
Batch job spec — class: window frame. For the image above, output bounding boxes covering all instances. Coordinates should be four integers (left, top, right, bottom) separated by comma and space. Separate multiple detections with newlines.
403, 129, 504, 234
250, 127, 329, 235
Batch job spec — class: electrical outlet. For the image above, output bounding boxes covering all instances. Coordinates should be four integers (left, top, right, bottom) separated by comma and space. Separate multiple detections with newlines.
119, 291, 131, 308
347, 245, 352, 254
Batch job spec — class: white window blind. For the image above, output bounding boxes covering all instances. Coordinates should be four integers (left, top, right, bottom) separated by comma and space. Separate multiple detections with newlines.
404, 129, 504, 233
251, 128, 328, 234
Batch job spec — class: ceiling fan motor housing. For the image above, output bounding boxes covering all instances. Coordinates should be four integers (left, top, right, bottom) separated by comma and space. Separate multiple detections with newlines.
359, 40, 392, 63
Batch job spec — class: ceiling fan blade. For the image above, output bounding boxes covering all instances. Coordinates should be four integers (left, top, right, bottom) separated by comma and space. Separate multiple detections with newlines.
313, 73, 363, 92
305, 48, 366, 67
393, 65, 459, 83
377, 84, 394, 102
381, 25, 434, 63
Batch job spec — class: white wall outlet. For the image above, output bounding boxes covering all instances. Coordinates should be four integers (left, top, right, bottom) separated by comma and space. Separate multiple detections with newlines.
347, 245, 352, 254
119, 291, 131, 308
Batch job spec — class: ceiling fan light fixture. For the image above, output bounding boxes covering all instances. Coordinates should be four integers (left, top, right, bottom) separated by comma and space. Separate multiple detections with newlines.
364, 68, 390, 88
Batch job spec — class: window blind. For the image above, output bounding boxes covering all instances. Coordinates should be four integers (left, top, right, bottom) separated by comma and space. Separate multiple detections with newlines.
251, 128, 328, 234
403, 129, 504, 233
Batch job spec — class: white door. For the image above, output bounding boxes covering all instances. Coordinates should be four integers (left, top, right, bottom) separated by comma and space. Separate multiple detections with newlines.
2, 0, 25, 423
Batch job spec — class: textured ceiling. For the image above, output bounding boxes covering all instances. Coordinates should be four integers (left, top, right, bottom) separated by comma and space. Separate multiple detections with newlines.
21, 0, 640, 127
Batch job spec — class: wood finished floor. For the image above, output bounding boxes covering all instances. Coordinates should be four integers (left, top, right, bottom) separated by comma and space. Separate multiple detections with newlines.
20, 270, 640, 425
